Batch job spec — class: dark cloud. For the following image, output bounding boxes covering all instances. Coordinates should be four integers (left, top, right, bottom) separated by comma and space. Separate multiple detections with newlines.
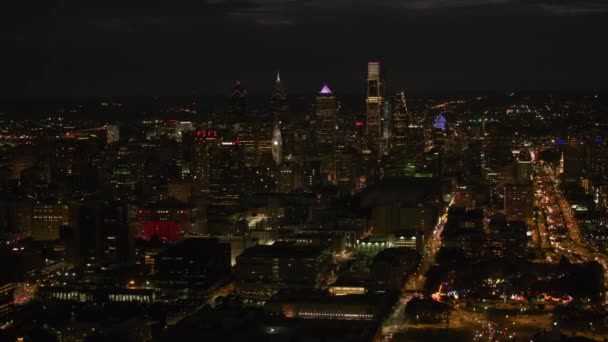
1, 0, 607, 96
532, 0, 608, 14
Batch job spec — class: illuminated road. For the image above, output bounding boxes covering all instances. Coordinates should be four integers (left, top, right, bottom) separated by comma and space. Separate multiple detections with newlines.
534, 161, 608, 294
381, 193, 457, 339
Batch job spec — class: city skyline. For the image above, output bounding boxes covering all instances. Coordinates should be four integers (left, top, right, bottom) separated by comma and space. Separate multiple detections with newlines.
2, 2, 608, 342
3, 1, 608, 96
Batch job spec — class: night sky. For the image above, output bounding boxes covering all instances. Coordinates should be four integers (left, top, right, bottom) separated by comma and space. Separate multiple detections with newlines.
2, 1, 608, 96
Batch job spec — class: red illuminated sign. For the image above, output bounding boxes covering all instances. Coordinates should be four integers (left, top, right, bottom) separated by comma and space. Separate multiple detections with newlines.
196, 130, 218, 138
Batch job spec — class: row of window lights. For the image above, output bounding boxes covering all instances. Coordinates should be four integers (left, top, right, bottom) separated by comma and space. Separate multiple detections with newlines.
298, 312, 373, 319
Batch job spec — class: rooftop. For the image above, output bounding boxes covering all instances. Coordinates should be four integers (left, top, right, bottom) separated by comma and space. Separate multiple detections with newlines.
239, 242, 327, 259
360, 176, 442, 208
158, 238, 226, 258
373, 247, 420, 263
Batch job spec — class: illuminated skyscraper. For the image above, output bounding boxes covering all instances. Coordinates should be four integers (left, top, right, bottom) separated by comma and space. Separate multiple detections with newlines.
209, 141, 243, 207
391, 91, 408, 152
236, 124, 259, 167
504, 183, 533, 221
366, 61, 383, 153
272, 124, 283, 166
516, 150, 532, 184
270, 72, 287, 120
433, 114, 447, 148
270, 72, 287, 165
380, 98, 391, 155
315, 85, 338, 181
315, 85, 337, 146
31, 200, 69, 241
192, 129, 220, 195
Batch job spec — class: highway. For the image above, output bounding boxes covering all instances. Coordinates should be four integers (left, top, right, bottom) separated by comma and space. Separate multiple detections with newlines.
534, 161, 608, 295
380, 157, 608, 341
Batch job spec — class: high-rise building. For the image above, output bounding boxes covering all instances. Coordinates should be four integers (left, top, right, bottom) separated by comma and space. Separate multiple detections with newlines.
209, 141, 244, 208
315, 85, 337, 146
380, 98, 392, 155
276, 162, 300, 193
366, 61, 383, 154
270, 72, 287, 120
192, 129, 220, 195
229, 81, 247, 123
516, 150, 532, 184
233, 124, 260, 167
391, 91, 408, 152
315, 85, 338, 181
31, 200, 70, 241
302, 161, 322, 191
272, 124, 283, 166
504, 183, 533, 221
99, 201, 133, 266
433, 114, 447, 147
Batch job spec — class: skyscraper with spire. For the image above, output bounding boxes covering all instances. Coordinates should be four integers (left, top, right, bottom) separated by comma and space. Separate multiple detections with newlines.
229, 81, 247, 123
270, 72, 287, 121
268, 72, 287, 166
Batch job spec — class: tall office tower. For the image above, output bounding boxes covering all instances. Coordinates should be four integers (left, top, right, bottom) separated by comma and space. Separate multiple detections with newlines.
516, 150, 532, 184
315, 85, 337, 145
504, 183, 534, 221
69, 202, 102, 268
380, 98, 392, 155
391, 91, 408, 152
66, 200, 132, 268
31, 200, 70, 241
270, 73, 286, 162
366, 61, 383, 154
335, 147, 357, 189
270, 72, 287, 120
192, 129, 220, 195
237, 128, 259, 167
209, 141, 244, 208
272, 124, 283, 166
229, 81, 247, 123
277, 162, 300, 193
99, 201, 133, 266
433, 114, 447, 148
315, 85, 338, 181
